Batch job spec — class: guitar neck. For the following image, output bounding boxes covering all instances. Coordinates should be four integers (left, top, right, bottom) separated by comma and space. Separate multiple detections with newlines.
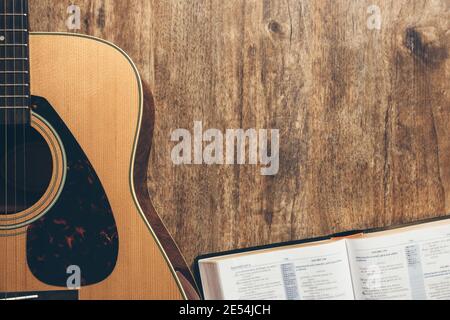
0, 0, 30, 125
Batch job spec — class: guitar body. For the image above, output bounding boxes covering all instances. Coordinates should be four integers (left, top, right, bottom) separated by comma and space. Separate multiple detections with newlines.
0, 33, 194, 300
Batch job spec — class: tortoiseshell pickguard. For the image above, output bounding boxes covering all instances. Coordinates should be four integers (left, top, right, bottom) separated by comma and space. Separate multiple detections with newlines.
26, 96, 119, 287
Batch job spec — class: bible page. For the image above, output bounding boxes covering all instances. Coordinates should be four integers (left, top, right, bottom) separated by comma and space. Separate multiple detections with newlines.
347, 222, 450, 300
213, 240, 354, 300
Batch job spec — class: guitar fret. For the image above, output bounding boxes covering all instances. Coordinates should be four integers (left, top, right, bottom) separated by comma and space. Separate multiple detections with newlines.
0, 96, 29, 99
0, 106, 29, 109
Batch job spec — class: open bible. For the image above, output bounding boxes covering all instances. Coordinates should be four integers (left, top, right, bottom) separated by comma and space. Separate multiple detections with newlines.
196, 218, 450, 300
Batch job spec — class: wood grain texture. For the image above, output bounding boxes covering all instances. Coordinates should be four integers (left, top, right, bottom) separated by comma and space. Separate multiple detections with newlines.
29, 1, 450, 269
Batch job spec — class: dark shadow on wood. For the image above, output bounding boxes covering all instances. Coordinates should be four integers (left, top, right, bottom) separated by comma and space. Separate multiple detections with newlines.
133, 80, 200, 300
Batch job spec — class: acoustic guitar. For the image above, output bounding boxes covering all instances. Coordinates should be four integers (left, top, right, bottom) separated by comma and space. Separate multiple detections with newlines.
0, 0, 198, 300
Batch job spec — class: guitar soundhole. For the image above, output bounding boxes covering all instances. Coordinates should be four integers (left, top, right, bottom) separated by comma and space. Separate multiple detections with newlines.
0, 114, 65, 233
0, 127, 53, 215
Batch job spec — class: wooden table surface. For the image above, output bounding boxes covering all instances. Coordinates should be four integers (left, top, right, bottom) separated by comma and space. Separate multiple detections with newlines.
30, 0, 450, 270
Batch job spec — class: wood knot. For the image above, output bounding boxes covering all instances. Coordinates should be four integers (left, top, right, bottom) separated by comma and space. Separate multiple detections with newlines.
268, 20, 283, 34
404, 27, 448, 68
96, 5, 106, 29
263, 210, 273, 225
247, 45, 256, 57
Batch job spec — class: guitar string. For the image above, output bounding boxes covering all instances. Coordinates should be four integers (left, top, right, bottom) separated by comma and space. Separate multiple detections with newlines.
21, 0, 26, 218
13, 0, 17, 221
3, 0, 8, 300
17, 0, 23, 218
3, 0, 8, 217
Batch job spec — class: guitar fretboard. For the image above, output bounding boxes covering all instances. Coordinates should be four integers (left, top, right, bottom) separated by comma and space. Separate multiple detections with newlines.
0, 0, 30, 125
